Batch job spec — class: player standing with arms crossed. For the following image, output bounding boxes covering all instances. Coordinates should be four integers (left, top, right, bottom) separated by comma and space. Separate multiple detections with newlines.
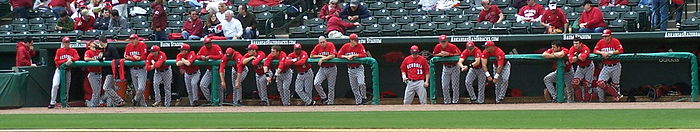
264, 46, 287, 106
401, 45, 430, 105
457, 41, 485, 104
480, 41, 511, 103
237, 44, 268, 105
176, 44, 202, 106
593, 29, 624, 101
48, 37, 80, 109
84, 41, 103, 107
433, 35, 461, 104
568, 36, 597, 102
197, 38, 223, 104
338, 34, 369, 105
542, 41, 574, 102
219, 47, 246, 105
124, 34, 148, 107
145, 45, 172, 107
311, 36, 337, 104
287, 43, 316, 106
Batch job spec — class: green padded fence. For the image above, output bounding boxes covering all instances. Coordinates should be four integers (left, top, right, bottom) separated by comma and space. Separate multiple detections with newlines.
429, 52, 699, 103
58, 57, 380, 105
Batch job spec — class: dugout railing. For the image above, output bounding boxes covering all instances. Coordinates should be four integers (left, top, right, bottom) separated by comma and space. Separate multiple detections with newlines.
57, 57, 380, 106
429, 52, 699, 103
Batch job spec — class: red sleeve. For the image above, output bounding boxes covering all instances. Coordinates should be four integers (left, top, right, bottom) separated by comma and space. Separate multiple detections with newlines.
356, 44, 367, 57
544, 49, 554, 54
497, 53, 506, 66
449, 44, 461, 55
196, 46, 206, 60
580, 47, 590, 60
124, 45, 132, 59
459, 50, 468, 59
432, 44, 440, 55
618, 0, 628, 5
54, 50, 66, 65
337, 45, 347, 58
187, 51, 197, 63
176, 53, 183, 62
400, 57, 408, 73
329, 43, 337, 55
588, 9, 604, 26
136, 43, 147, 60
598, 0, 608, 6
193, 20, 204, 36
155, 53, 166, 68
71, 49, 80, 61
614, 39, 624, 53
559, 9, 568, 24
310, 45, 320, 56
263, 54, 274, 67
209, 45, 223, 60
477, 11, 486, 22
277, 57, 288, 69
294, 52, 309, 65
517, 6, 526, 16
318, 5, 328, 18
593, 40, 603, 52
339, 19, 356, 28
145, 53, 154, 70
252, 52, 265, 66
219, 56, 227, 73
16, 47, 26, 66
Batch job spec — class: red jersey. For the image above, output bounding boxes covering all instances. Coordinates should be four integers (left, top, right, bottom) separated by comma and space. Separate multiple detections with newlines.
459, 48, 482, 68
197, 44, 223, 60
310, 42, 337, 67
478, 6, 503, 23
124, 41, 147, 62
594, 38, 624, 64
264, 51, 288, 72
517, 4, 545, 22
16, 41, 35, 67
337, 43, 367, 68
545, 47, 572, 71
479, 47, 506, 67
433, 43, 461, 66
73, 16, 96, 31
286, 51, 311, 72
219, 51, 244, 73
542, 8, 568, 29
83, 49, 102, 72
176, 51, 200, 74
242, 51, 266, 75
579, 7, 606, 29
401, 55, 430, 80
146, 51, 169, 71
54, 47, 80, 68
49, 0, 69, 7
568, 44, 592, 67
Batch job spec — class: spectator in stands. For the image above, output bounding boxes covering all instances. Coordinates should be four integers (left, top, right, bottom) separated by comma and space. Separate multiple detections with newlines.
112, 0, 128, 19
75, 9, 96, 31
672, 0, 683, 27
340, 0, 371, 21
152, 0, 169, 41
109, 9, 129, 30
33, 0, 51, 12
326, 12, 360, 38
436, 0, 460, 10
49, 0, 72, 18
511, 0, 528, 9
652, 0, 669, 31
10, 0, 32, 18
599, 0, 628, 6
579, 0, 606, 33
71, 5, 95, 19
204, 14, 223, 36
477, 0, 504, 23
420, 0, 437, 10
16, 36, 36, 67
216, 3, 228, 23
182, 10, 204, 40
516, 0, 544, 23
93, 9, 111, 30
87, 0, 105, 15
236, 5, 257, 39
540, 1, 568, 34
318, 0, 341, 20
221, 10, 243, 40
55, 11, 75, 32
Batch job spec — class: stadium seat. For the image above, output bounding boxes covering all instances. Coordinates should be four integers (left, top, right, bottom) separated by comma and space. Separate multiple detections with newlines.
306, 18, 325, 27
137, 0, 151, 8
451, 15, 469, 23
346, 25, 363, 35
374, 9, 391, 17
433, 15, 450, 24
83, 30, 102, 40
428, 9, 445, 17
599, 6, 611, 12
436, 22, 456, 35
608, 19, 626, 32
502, 7, 518, 15
363, 24, 382, 37
591, 0, 599, 4
233, 0, 249, 6
680, 17, 700, 31
167, 1, 183, 8
29, 24, 46, 33
368, 2, 386, 11
168, 15, 182, 22
392, 9, 409, 18
116, 29, 135, 39
381, 23, 400, 36
493, 0, 511, 8
553, 0, 566, 6
511, 21, 530, 34
103, 29, 119, 38
170, 7, 187, 15
446, 8, 463, 16
492, 21, 511, 34
399, 23, 418, 36
0, 25, 12, 32
270, 4, 288, 13
574, 6, 584, 13
417, 22, 437, 36
536, 0, 549, 5
397, 16, 413, 25
381, 0, 393, 3
695, 12, 700, 18
567, 0, 584, 7
612, 5, 631, 12
621, 11, 639, 21
468, 15, 479, 23
465, 8, 480, 15
627, 0, 640, 6
361, 17, 378, 26
309, 25, 327, 37
386, 1, 403, 10
530, 22, 546, 33
290, 26, 309, 38
131, 16, 148, 24
133, 22, 150, 30
455, 22, 474, 35
400, 0, 412, 3
168, 21, 184, 28
13, 24, 28, 33
46, 23, 57, 32
12, 18, 27, 25
403, 1, 419, 10
505, 15, 517, 22
40, 10, 54, 18
457, 0, 472, 9
253, 5, 271, 13
378, 16, 395, 25
474, 21, 492, 34
410, 9, 427, 17
562, 6, 574, 13
604, 12, 620, 21
566, 12, 580, 22
29, 18, 44, 24
414, 15, 431, 24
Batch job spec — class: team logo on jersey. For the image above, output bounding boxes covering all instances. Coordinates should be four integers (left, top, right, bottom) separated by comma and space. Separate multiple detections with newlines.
318, 52, 330, 55
59, 55, 73, 60
345, 52, 359, 56
129, 51, 141, 56
406, 63, 423, 69
523, 9, 537, 18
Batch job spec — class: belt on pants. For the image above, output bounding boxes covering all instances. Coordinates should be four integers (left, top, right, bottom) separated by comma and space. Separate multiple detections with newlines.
349, 66, 360, 69
131, 67, 143, 69
186, 72, 197, 75
408, 79, 423, 82
579, 63, 593, 68
604, 63, 618, 67
298, 71, 309, 75
321, 66, 336, 68
444, 65, 455, 68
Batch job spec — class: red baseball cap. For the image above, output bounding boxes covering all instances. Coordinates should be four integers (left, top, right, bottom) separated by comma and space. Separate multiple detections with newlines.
439, 35, 447, 41
293, 43, 302, 49
61, 37, 70, 43
602, 29, 612, 37
483, 41, 496, 47
150, 45, 160, 52
203, 37, 212, 44
410, 45, 420, 54
179, 43, 191, 50
466, 41, 475, 47
129, 34, 139, 39
349, 33, 358, 40
225, 47, 234, 55
247, 43, 259, 50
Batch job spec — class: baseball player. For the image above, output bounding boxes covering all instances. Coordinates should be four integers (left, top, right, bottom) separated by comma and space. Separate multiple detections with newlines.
176, 44, 202, 106
96, 35, 125, 107
338, 33, 369, 105
542, 41, 574, 102
219, 47, 247, 105
457, 41, 486, 104
49, 37, 80, 109
124, 34, 148, 107
568, 36, 597, 102
593, 29, 624, 101
84, 41, 103, 107
237, 44, 268, 105
401, 45, 430, 105
310, 36, 337, 105
264, 45, 287, 106
197, 37, 223, 103
433, 35, 462, 104
145, 45, 172, 107
287, 43, 316, 106
480, 41, 511, 103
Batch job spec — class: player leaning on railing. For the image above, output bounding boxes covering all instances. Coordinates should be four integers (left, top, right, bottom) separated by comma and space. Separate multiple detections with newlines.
48, 37, 80, 109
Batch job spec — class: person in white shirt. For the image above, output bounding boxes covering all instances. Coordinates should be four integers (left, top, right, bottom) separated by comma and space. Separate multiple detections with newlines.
436, 0, 460, 10
215, 3, 227, 23
220, 10, 242, 40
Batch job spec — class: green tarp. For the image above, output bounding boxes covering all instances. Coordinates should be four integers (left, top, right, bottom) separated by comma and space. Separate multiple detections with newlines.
0, 71, 28, 107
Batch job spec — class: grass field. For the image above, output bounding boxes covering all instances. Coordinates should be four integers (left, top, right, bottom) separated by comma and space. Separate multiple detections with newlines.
2, 109, 700, 129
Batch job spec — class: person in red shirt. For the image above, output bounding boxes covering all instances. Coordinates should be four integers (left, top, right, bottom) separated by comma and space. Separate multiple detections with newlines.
477, 0, 504, 23
73, 9, 96, 31
197, 37, 223, 104
326, 12, 360, 39
542, 41, 574, 102
9, 0, 32, 18
182, 10, 204, 40
568, 36, 595, 102
176, 44, 202, 106
457, 41, 486, 104
237, 43, 268, 105
318, 0, 341, 20
83, 41, 102, 107
151, 0, 168, 41
262, 45, 286, 106
432, 35, 461, 104
578, 0, 606, 33
287, 43, 316, 106
593, 29, 624, 101
49, 0, 71, 18
338, 33, 369, 105
145, 45, 172, 107
479, 41, 510, 103
16, 36, 36, 67
123, 34, 149, 107
598, 0, 628, 6
516, 0, 544, 23
49, 37, 80, 109
540, 2, 568, 34
219, 47, 246, 105
400, 45, 430, 105
311, 36, 337, 104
